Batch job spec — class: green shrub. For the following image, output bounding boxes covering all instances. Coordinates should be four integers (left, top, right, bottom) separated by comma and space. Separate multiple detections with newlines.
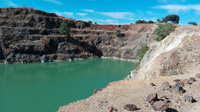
59, 23, 70, 37
135, 45, 149, 67
88, 21, 92, 24
138, 45, 149, 61
49, 18, 54, 24
115, 29, 121, 35
154, 23, 176, 41
134, 61, 140, 68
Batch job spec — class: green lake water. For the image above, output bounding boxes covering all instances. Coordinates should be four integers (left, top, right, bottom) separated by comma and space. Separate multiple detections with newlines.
0, 58, 135, 112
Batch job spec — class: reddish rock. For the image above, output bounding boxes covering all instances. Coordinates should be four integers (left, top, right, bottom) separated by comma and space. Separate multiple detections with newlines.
176, 79, 185, 87
146, 93, 158, 104
93, 89, 102, 94
150, 83, 156, 86
170, 85, 186, 94
123, 104, 137, 111
189, 77, 196, 84
107, 106, 117, 112
160, 96, 170, 103
151, 101, 168, 111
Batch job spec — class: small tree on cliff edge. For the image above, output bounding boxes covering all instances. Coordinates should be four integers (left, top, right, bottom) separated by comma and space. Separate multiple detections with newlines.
188, 22, 197, 26
59, 23, 70, 38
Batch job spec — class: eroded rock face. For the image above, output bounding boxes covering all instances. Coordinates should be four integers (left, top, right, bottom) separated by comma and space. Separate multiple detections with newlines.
133, 26, 200, 80
0, 8, 157, 63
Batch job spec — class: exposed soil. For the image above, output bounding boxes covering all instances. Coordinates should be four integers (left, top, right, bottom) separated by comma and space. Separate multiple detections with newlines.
58, 62, 200, 112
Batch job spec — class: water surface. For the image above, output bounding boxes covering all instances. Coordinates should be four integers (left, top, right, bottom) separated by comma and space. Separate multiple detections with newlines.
0, 58, 134, 112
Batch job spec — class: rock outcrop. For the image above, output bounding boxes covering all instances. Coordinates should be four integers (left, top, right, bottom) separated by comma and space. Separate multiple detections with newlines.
0, 8, 157, 63
130, 26, 200, 80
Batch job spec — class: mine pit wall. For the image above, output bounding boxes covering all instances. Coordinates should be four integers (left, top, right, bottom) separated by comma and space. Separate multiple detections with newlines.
0, 8, 157, 64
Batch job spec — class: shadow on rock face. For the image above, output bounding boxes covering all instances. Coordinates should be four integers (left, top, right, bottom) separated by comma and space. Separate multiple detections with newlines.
166, 108, 178, 112
68, 37, 103, 57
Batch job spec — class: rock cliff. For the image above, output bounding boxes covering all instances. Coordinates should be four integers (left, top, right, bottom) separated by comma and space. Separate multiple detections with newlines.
130, 25, 200, 80
0, 8, 156, 63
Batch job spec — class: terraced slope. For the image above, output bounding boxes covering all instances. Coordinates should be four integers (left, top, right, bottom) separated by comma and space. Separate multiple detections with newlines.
0, 8, 156, 63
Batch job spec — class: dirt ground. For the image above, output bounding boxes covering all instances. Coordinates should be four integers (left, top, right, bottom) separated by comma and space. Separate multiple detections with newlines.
58, 62, 200, 112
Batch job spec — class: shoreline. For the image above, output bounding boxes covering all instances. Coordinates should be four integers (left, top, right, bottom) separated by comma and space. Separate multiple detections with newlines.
0, 57, 139, 64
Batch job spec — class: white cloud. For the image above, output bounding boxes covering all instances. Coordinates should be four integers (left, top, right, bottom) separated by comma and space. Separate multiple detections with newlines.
54, 11, 73, 17
63, 12, 74, 17
96, 19, 117, 23
82, 9, 95, 13
44, 0, 62, 5
147, 11, 157, 16
153, 4, 200, 13
2, 0, 17, 7
79, 18, 93, 22
158, 0, 186, 3
99, 12, 134, 20
76, 13, 88, 16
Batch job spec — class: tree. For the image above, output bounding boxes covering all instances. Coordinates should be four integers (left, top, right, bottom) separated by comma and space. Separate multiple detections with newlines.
157, 19, 161, 23
163, 15, 180, 24
59, 23, 70, 37
95, 22, 97, 24
88, 21, 92, 24
188, 22, 197, 26
135, 20, 147, 24
148, 20, 154, 23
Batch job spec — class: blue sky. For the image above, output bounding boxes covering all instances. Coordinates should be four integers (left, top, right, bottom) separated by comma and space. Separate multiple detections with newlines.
0, 0, 200, 25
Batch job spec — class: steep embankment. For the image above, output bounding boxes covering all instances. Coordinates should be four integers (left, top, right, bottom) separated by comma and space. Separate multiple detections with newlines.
130, 25, 200, 80
58, 25, 200, 112
0, 8, 156, 64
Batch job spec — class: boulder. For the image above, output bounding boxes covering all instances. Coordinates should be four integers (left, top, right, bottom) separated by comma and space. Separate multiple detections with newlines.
94, 89, 102, 94
196, 73, 200, 79
175, 79, 185, 87
162, 82, 171, 90
123, 104, 137, 111
167, 70, 178, 76
184, 95, 195, 103
107, 106, 117, 112
151, 101, 168, 111
150, 83, 156, 86
160, 96, 170, 103
188, 77, 196, 84
170, 85, 185, 94
146, 93, 158, 104
173, 79, 180, 83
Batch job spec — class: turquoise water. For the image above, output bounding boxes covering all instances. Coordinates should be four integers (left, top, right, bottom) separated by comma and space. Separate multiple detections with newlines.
0, 58, 134, 112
